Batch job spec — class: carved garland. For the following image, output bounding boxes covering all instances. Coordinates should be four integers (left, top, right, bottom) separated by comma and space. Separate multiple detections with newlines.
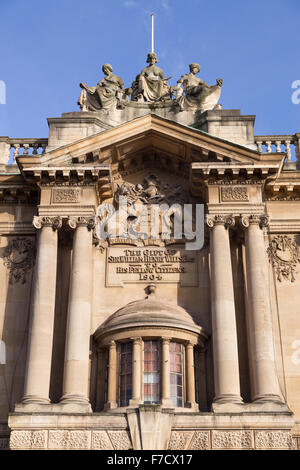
3, 237, 35, 285
267, 235, 300, 282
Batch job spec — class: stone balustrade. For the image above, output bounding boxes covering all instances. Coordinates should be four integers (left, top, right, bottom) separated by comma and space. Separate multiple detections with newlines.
255, 134, 300, 164
0, 137, 48, 165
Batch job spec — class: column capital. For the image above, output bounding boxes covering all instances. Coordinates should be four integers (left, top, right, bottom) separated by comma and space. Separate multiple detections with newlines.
130, 337, 143, 345
206, 214, 235, 229
67, 216, 96, 231
240, 214, 269, 229
161, 337, 172, 344
109, 340, 117, 349
33, 215, 62, 231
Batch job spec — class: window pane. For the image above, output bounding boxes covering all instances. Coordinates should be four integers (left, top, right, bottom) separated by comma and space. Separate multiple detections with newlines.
119, 342, 133, 407
143, 341, 160, 404
170, 342, 183, 407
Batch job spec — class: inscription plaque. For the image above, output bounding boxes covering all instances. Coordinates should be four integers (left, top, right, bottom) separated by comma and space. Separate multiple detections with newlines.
106, 246, 198, 287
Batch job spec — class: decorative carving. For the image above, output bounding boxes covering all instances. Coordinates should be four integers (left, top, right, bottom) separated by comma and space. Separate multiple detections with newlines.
173, 63, 222, 112
78, 64, 129, 112
33, 216, 62, 231
114, 174, 188, 205
52, 188, 80, 203
92, 431, 114, 450
48, 430, 91, 450
3, 237, 35, 284
221, 186, 249, 202
10, 430, 47, 450
267, 235, 300, 282
168, 431, 194, 450
206, 214, 235, 229
68, 216, 96, 231
189, 431, 210, 450
107, 431, 132, 450
212, 430, 253, 449
240, 214, 269, 229
254, 430, 293, 449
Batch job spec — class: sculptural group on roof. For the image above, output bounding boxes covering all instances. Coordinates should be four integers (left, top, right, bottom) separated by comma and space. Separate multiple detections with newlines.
78, 53, 223, 114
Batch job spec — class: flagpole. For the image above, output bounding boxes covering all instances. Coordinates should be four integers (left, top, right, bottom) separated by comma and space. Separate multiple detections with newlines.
151, 14, 154, 53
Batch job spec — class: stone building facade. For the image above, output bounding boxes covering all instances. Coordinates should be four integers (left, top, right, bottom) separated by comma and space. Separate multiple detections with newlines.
0, 61, 300, 450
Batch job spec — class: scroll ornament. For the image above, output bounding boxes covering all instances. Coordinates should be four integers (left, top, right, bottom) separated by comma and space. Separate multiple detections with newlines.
3, 237, 35, 285
267, 235, 300, 282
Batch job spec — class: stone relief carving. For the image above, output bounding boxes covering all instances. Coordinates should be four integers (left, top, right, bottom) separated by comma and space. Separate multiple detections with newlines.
188, 431, 210, 450
267, 235, 300, 282
168, 431, 194, 450
52, 188, 80, 203
254, 431, 293, 449
92, 431, 114, 450
107, 431, 132, 450
10, 430, 47, 450
48, 430, 91, 450
78, 64, 129, 112
114, 174, 188, 205
173, 63, 222, 112
221, 186, 249, 202
3, 237, 35, 285
212, 430, 253, 449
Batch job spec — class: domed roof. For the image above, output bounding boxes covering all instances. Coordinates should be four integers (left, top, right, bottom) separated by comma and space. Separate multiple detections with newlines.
98, 287, 202, 336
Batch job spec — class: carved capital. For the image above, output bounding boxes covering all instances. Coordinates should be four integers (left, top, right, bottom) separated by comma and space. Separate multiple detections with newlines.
240, 214, 269, 229
33, 216, 62, 231
206, 214, 235, 229
67, 216, 96, 231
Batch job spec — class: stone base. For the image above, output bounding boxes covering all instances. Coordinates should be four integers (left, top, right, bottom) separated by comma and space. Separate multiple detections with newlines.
15, 402, 92, 414
8, 409, 295, 450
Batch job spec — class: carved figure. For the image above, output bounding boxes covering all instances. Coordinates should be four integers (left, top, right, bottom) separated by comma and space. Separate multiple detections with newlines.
133, 53, 172, 102
174, 63, 222, 112
78, 64, 128, 112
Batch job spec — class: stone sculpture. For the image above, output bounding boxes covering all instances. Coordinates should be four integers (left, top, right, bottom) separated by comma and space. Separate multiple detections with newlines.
78, 64, 129, 112
173, 63, 222, 112
132, 52, 172, 103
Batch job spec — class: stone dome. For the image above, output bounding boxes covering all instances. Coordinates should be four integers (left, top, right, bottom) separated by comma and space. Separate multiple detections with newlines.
98, 291, 202, 336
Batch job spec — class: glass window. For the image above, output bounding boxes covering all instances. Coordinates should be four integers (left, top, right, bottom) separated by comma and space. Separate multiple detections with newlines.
119, 342, 133, 407
170, 342, 184, 407
143, 340, 160, 404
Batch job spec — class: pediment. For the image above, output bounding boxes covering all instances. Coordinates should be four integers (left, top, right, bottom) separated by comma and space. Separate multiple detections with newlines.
16, 114, 284, 201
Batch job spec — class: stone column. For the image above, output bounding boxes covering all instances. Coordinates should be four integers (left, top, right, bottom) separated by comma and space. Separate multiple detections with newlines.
60, 217, 95, 411
105, 341, 118, 409
241, 215, 282, 404
129, 337, 143, 406
185, 342, 198, 410
206, 215, 243, 407
21, 216, 62, 405
161, 337, 173, 407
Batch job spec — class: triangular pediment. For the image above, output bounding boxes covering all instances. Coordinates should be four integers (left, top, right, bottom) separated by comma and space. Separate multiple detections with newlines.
17, 114, 284, 171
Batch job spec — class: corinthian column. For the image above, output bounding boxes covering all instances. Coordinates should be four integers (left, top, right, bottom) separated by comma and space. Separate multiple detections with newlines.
60, 217, 95, 410
241, 215, 283, 404
206, 215, 243, 407
21, 216, 62, 405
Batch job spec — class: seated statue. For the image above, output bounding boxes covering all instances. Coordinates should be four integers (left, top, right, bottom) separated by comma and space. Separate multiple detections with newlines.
132, 52, 172, 103
78, 64, 129, 112
174, 63, 223, 112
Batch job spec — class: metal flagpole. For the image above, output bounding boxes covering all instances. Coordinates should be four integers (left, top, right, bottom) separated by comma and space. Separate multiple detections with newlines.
151, 14, 154, 53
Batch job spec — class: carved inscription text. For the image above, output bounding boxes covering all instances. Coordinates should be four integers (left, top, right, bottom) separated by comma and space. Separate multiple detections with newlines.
106, 246, 198, 286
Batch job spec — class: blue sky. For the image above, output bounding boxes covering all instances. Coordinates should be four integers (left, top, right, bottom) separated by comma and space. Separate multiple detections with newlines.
0, 0, 299, 138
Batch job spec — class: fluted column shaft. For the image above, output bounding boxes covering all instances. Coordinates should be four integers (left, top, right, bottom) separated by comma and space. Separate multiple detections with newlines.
207, 215, 243, 405
22, 216, 61, 404
242, 215, 282, 403
60, 217, 95, 408
105, 341, 118, 409
129, 338, 143, 406
161, 337, 173, 407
